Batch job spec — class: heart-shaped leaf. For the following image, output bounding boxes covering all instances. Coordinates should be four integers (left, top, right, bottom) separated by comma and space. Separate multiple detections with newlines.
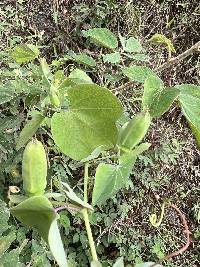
51, 84, 123, 160
10, 196, 68, 267
142, 75, 179, 118
83, 28, 118, 49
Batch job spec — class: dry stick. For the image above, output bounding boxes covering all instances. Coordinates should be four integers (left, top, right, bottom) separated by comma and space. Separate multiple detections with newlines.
150, 203, 191, 267
115, 41, 200, 92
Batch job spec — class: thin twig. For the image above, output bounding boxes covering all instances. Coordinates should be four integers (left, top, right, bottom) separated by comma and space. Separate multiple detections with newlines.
115, 41, 200, 92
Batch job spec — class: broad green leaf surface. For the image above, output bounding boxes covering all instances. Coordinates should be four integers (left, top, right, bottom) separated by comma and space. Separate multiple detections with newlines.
149, 33, 176, 53
91, 261, 103, 267
10, 44, 39, 63
127, 53, 150, 62
16, 114, 44, 150
0, 81, 16, 105
10, 196, 68, 267
124, 37, 143, 53
113, 257, 124, 267
122, 66, 156, 83
102, 52, 121, 64
92, 150, 139, 206
178, 84, 200, 131
70, 53, 96, 67
118, 112, 151, 150
83, 28, 118, 49
51, 84, 123, 160
142, 76, 179, 118
135, 263, 163, 267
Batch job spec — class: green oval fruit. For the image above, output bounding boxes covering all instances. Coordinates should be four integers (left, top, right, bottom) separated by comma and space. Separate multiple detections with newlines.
22, 140, 47, 196
49, 88, 60, 107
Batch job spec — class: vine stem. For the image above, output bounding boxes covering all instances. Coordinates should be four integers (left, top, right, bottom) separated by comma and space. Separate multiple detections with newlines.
82, 162, 98, 262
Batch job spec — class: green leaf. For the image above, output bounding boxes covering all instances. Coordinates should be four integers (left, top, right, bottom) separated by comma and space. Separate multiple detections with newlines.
69, 53, 96, 67
16, 114, 44, 150
10, 44, 40, 63
178, 84, 200, 131
149, 33, 175, 53
82, 28, 118, 49
122, 66, 156, 83
102, 52, 121, 64
62, 182, 93, 210
91, 261, 103, 267
0, 200, 10, 236
0, 81, 16, 105
113, 257, 124, 267
92, 150, 141, 206
51, 84, 123, 160
124, 37, 143, 53
189, 122, 200, 149
0, 233, 16, 257
118, 112, 151, 150
10, 196, 68, 267
135, 263, 163, 267
142, 76, 179, 118
128, 53, 150, 62
68, 69, 92, 83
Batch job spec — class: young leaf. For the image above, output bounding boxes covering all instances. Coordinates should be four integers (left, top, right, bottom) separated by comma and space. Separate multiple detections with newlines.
102, 52, 121, 64
10, 196, 68, 267
62, 182, 93, 210
69, 53, 96, 67
82, 28, 118, 49
142, 76, 179, 118
118, 112, 151, 150
10, 44, 40, 63
92, 145, 149, 206
113, 257, 124, 267
16, 114, 44, 150
122, 66, 156, 83
124, 37, 143, 53
51, 84, 123, 160
68, 69, 92, 83
178, 84, 200, 131
149, 33, 176, 53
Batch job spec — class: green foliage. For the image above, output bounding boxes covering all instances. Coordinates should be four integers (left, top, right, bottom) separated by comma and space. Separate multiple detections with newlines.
82, 28, 118, 49
142, 76, 179, 118
122, 66, 156, 83
51, 84, 123, 160
10, 196, 68, 267
149, 33, 176, 53
16, 114, 44, 150
10, 44, 40, 63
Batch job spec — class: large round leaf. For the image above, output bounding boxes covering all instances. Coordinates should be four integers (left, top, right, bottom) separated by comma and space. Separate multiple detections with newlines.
10, 196, 68, 267
51, 84, 123, 160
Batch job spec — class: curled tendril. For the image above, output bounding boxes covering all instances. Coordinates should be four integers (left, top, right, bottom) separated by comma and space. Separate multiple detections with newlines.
149, 202, 166, 227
